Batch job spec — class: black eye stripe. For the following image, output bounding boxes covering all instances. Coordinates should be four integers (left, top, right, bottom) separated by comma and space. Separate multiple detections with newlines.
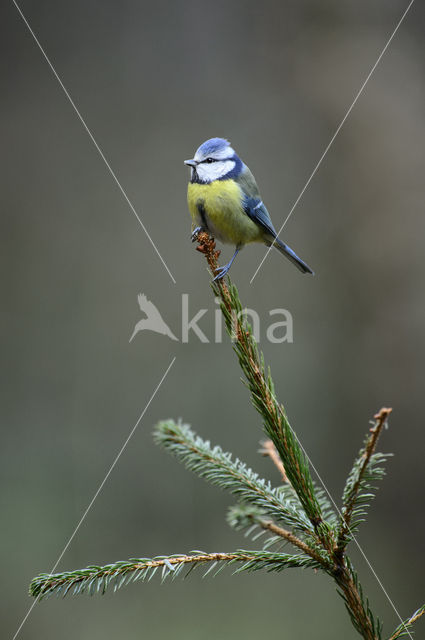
202, 157, 218, 164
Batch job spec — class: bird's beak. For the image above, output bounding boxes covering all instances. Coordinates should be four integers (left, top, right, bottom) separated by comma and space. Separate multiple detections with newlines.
184, 159, 197, 167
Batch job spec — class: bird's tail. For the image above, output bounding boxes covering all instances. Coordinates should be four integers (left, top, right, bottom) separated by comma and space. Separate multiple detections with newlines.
271, 237, 314, 274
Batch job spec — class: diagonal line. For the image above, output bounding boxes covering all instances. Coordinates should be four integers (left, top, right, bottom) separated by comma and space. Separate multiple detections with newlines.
12, 0, 177, 285
12, 356, 176, 640
269, 391, 414, 638
250, 0, 415, 284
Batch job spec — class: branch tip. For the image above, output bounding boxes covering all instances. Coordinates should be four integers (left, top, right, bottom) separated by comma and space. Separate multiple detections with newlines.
373, 407, 392, 422
260, 439, 290, 484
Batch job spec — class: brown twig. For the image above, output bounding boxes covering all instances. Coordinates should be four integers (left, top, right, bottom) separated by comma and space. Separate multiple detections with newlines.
336, 407, 392, 553
260, 439, 290, 483
330, 408, 393, 640
368, 407, 392, 451
132, 552, 244, 569
258, 519, 329, 570
196, 231, 224, 281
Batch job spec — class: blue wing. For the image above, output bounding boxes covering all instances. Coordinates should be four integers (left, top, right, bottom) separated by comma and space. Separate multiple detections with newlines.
236, 165, 278, 239
236, 164, 314, 274
243, 196, 278, 239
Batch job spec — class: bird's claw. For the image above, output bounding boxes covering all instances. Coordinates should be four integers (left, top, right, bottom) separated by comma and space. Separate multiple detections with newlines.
213, 266, 229, 282
191, 227, 203, 242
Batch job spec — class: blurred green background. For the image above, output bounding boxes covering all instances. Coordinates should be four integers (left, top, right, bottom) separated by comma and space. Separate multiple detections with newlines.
1, 1, 424, 638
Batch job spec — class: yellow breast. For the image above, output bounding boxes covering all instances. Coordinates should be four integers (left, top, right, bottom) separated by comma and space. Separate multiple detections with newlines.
187, 180, 262, 246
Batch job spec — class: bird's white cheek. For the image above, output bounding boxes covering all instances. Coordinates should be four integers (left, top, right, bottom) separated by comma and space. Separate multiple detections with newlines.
197, 160, 235, 182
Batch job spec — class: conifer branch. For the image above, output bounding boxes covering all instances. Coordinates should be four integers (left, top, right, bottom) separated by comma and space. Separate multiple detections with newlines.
336, 408, 392, 554
258, 441, 337, 526
196, 233, 333, 551
226, 503, 330, 568
30, 550, 321, 600
30, 553, 247, 599
387, 604, 425, 640
257, 519, 329, 568
196, 234, 392, 639
154, 419, 314, 537
27, 233, 422, 640
335, 560, 383, 640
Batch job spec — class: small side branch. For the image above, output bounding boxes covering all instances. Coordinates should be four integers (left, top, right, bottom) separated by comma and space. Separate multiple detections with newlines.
258, 519, 330, 570
337, 407, 392, 554
227, 505, 330, 571
31, 552, 251, 599
30, 549, 323, 600
260, 440, 289, 483
387, 604, 425, 640
155, 420, 314, 536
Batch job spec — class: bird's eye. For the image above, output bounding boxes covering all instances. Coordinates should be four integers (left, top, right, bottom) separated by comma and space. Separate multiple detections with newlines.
205, 157, 215, 163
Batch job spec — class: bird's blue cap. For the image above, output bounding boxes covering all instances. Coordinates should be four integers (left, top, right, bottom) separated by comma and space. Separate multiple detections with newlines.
185, 138, 235, 168
196, 138, 231, 157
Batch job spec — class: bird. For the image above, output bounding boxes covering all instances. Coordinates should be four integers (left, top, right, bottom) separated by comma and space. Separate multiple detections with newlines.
129, 294, 178, 343
184, 138, 314, 280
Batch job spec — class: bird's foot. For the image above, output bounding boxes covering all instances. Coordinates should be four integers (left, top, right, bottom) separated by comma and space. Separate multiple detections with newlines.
191, 227, 203, 242
213, 265, 230, 281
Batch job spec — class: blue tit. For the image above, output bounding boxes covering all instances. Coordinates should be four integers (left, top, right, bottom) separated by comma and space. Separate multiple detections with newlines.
184, 137, 314, 280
